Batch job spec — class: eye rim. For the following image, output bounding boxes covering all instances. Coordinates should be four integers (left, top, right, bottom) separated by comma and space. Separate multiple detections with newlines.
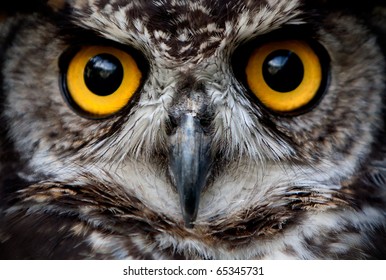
59, 44, 147, 119
232, 37, 330, 117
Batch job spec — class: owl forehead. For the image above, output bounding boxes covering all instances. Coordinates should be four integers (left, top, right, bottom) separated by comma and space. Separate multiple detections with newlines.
67, 0, 304, 63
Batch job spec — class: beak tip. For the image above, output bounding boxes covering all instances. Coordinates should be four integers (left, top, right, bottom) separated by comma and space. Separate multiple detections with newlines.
183, 213, 196, 229
181, 203, 198, 228
184, 220, 195, 229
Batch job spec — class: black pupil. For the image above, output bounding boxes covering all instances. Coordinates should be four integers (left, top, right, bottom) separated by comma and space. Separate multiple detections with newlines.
262, 50, 304, 92
84, 54, 124, 96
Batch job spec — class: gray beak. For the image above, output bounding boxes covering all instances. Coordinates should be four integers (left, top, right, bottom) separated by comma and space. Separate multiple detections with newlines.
169, 113, 212, 228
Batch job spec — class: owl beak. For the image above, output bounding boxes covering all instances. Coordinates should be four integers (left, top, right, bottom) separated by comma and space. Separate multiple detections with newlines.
169, 114, 212, 228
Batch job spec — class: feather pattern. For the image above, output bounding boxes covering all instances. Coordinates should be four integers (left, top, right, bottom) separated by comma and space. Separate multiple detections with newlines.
0, 0, 385, 259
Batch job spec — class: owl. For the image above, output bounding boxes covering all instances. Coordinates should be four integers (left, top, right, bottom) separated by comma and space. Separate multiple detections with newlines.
0, 0, 385, 260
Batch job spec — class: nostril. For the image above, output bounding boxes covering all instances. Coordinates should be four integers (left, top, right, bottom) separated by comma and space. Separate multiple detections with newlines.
199, 116, 211, 129
198, 113, 214, 134
166, 114, 179, 135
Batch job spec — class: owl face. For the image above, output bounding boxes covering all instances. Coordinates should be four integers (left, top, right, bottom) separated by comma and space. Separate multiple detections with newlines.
1, 0, 385, 259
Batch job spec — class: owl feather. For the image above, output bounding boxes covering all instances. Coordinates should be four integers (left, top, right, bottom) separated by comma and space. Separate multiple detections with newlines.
0, 0, 386, 259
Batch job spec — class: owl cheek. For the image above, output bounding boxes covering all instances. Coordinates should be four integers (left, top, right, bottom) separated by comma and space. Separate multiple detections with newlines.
168, 113, 213, 228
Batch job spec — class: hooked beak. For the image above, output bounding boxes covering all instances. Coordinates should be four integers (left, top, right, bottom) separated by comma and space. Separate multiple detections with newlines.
169, 114, 212, 228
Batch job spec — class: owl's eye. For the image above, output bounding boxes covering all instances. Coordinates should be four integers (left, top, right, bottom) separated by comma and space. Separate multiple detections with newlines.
244, 40, 328, 114
61, 46, 142, 117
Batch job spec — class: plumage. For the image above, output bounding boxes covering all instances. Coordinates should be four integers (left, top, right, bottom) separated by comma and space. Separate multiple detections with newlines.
0, 0, 385, 259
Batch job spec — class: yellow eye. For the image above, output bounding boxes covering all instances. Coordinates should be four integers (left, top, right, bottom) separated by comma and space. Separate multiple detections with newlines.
62, 46, 142, 117
245, 40, 325, 113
